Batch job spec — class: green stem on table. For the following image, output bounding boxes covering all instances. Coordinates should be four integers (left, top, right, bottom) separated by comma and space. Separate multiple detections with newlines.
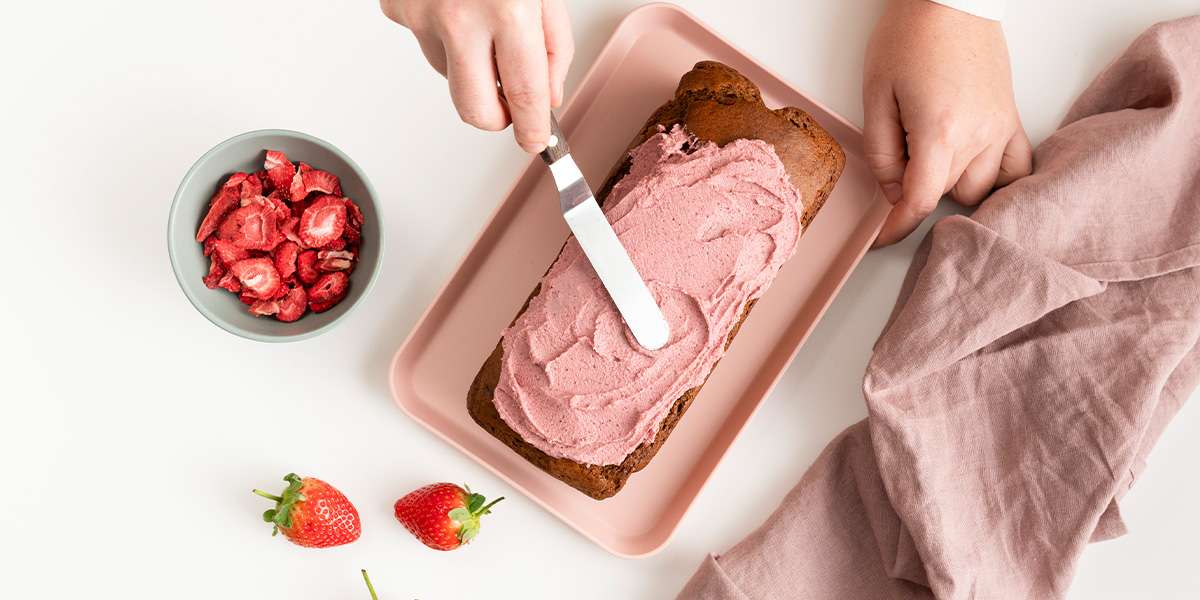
361, 569, 378, 600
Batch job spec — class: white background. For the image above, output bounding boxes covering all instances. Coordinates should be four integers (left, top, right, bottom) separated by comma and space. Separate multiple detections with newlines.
3, 0, 1198, 598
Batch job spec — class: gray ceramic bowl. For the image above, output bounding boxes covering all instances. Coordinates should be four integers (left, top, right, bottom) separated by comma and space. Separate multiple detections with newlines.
168, 129, 383, 342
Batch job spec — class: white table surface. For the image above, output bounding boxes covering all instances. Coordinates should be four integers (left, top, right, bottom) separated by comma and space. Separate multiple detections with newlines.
4, 1, 1197, 598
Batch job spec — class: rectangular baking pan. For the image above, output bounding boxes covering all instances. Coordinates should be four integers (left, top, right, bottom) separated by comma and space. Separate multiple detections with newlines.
389, 2, 889, 557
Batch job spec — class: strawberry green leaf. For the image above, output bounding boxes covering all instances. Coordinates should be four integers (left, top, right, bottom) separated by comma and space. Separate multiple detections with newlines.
466, 493, 485, 513
447, 507, 471, 526
460, 522, 480, 543
254, 473, 307, 536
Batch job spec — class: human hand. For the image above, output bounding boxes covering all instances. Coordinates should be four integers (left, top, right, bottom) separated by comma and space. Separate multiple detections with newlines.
380, 0, 574, 154
863, 0, 1032, 246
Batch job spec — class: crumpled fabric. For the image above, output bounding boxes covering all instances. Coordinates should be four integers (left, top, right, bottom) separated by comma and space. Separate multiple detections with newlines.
679, 16, 1200, 600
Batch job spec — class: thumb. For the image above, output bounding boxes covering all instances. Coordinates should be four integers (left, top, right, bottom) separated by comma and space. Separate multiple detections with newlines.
863, 88, 907, 205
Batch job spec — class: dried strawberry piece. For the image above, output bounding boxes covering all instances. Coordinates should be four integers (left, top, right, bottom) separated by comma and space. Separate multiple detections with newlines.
274, 241, 300, 280
203, 256, 225, 289
238, 173, 263, 200
275, 282, 308, 322
250, 299, 280, 316
317, 249, 355, 272
217, 204, 280, 251
217, 271, 242, 293
298, 195, 347, 248
288, 164, 311, 202
254, 170, 272, 193
229, 257, 282, 300
239, 292, 258, 305
296, 250, 321, 285
307, 271, 349, 313
322, 238, 347, 251
195, 186, 239, 242
280, 216, 303, 245
264, 150, 296, 193
208, 239, 249, 266
240, 194, 290, 222
301, 169, 342, 197
344, 198, 365, 229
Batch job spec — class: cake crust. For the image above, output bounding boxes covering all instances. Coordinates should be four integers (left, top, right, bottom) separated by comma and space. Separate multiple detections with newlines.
468, 61, 846, 500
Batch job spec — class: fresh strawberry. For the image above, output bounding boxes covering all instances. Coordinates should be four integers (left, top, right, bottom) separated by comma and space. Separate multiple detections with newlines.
307, 271, 349, 312
253, 473, 361, 549
274, 241, 300, 280
229, 257, 282, 300
393, 483, 503, 551
296, 250, 321, 285
298, 195, 347, 248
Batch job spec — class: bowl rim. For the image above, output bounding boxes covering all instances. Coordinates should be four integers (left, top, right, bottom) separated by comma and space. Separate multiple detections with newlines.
167, 128, 384, 343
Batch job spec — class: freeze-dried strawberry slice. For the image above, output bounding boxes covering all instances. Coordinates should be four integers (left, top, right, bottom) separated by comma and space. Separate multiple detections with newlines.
317, 249, 355, 272
217, 204, 280, 251
242, 194, 291, 222
203, 256, 225, 289
308, 271, 349, 313
280, 216, 303, 245
302, 169, 342, 197
217, 271, 242, 293
229, 257, 282, 300
276, 282, 308, 322
239, 292, 257, 305
322, 238, 347, 251
238, 173, 263, 199
274, 241, 300, 280
264, 151, 295, 193
288, 163, 312, 202
208, 239, 249, 266
297, 250, 321, 285
298, 195, 347, 248
196, 186, 239, 242
250, 299, 280, 317
344, 200, 364, 243
254, 170, 272, 193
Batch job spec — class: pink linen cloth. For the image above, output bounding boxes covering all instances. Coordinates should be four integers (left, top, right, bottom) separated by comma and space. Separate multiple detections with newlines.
680, 16, 1200, 600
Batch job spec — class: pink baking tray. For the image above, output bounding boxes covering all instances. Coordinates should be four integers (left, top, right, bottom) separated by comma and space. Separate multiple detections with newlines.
389, 2, 888, 557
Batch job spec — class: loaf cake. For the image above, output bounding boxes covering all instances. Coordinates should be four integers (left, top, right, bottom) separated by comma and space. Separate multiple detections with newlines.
468, 61, 845, 499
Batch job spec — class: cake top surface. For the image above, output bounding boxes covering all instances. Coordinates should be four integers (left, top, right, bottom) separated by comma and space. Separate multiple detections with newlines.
492, 126, 804, 466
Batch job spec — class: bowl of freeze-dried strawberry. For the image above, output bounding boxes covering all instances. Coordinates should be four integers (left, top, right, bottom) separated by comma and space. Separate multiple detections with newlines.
168, 129, 382, 342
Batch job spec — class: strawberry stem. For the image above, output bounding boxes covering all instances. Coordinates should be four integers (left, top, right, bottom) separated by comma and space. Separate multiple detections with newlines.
252, 489, 283, 502
361, 569, 378, 600
477, 496, 505, 515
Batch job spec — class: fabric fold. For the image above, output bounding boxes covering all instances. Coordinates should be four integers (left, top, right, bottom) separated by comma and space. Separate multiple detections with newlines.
680, 16, 1200, 600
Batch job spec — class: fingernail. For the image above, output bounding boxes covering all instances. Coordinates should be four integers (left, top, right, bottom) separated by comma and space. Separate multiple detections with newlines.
521, 141, 547, 154
882, 183, 902, 204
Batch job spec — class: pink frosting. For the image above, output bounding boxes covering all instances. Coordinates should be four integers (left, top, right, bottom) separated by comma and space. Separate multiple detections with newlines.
493, 126, 803, 466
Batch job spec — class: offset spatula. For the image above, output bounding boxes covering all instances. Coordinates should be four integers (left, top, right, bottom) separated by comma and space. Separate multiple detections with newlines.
539, 113, 670, 351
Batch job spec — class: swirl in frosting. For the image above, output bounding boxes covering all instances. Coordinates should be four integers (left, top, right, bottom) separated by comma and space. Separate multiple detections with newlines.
493, 125, 803, 466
